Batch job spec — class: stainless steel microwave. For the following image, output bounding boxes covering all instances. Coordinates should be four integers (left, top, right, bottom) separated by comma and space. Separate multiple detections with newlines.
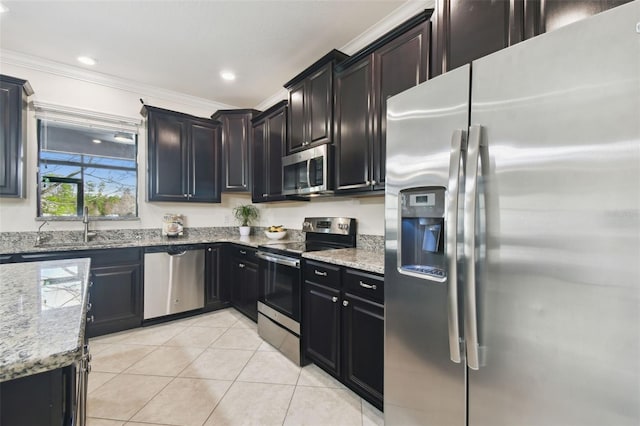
282, 144, 333, 196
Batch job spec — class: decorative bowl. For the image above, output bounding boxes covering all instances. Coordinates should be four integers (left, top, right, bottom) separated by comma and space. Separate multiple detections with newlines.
264, 230, 287, 240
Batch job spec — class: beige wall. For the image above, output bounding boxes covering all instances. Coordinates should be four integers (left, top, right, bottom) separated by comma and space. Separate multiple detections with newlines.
0, 62, 385, 235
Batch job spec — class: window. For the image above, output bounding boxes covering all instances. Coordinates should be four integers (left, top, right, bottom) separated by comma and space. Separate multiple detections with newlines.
38, 120, 138, 218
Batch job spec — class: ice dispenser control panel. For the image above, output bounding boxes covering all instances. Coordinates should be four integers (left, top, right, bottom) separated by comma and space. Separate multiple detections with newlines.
399, 187, 446, 281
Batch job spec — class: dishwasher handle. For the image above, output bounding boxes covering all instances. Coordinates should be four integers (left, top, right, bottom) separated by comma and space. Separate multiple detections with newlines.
256, 251, 300, 268
168, 250, 188, 256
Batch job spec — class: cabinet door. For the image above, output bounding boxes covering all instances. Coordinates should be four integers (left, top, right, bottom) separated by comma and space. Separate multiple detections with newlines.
342, 293, 384, 410
335, 58, 374, 192
288, 81, 307, 153
0, 76, 29, 198
251, 121, 267, 202
189, 122, 221, 202
0, 365, 75, 426
205, 245, 229, 310
242, 260, 259, 322
433, 0, 523, 76
87, 263, 142, 338
373, 20, 430, 190
303, 281, 341, 375
222, 114, 251, 192
147, 111, 189, 201
524, 0, 630, 38
307, 63, 333, 145
266, 108, 286, 198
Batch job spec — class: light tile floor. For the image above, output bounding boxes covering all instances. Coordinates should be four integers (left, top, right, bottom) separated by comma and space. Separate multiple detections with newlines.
87, 308, 384, 426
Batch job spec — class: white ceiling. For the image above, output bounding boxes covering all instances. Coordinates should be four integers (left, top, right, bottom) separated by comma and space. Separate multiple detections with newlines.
0, 0, 423, 109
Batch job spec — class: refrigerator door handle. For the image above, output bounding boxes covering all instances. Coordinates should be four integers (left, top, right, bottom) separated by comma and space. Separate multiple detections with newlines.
446, 129, 466, 364
464, 124, 483, 370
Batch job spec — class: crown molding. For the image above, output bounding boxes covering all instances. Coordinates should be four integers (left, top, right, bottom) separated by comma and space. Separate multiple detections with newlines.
339, 0, 435, 55
0, 49, 237, 112
252, 0, 435, 109
254, 88, 288, 111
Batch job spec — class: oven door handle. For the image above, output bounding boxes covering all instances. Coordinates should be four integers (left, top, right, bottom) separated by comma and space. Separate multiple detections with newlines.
256, 252, 301, 268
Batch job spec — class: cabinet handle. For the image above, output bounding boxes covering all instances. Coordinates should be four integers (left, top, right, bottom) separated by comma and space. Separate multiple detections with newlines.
314, 269, 328, 277
263, 193, 268, 197
89, 281, 93, 288
343, 300, 349, 307
331, 296, 338, 303
87, 302, 92, 311
240, 250, 247, 255
87, 315, 94, 323
359, 281, 377, 290
371, 180, 377, 185
183, 194, 188, 198
365, 180, 371, 185
239, 263, 245, 268
208, 248, 212, 252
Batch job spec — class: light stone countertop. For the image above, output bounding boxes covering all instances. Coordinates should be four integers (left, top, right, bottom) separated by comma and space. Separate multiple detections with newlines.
302, 248, 384, 275
0, 258, 91, 382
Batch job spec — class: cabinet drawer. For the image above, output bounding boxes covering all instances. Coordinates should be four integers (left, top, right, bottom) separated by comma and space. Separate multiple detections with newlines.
232, 245, 255, 258
343, 268, 384, 302
304, 260, 341, 289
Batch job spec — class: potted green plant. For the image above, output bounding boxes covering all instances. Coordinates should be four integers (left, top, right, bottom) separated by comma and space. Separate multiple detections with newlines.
233, 204, 259, 236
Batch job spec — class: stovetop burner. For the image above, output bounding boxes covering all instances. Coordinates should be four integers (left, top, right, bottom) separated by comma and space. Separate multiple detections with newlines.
258, 217, 357, 258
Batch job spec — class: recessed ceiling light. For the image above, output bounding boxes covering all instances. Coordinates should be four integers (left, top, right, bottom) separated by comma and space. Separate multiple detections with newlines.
0, 3, 9, 13
220, 71, 236, 81
77, 56, 97, 66
92, 139, 102, 144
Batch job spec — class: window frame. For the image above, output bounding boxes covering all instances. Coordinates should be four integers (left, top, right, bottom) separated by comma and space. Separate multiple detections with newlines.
36, 119, 140, 220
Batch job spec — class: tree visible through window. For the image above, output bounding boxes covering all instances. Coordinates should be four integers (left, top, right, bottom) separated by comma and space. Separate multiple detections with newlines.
38, 120, 138, 218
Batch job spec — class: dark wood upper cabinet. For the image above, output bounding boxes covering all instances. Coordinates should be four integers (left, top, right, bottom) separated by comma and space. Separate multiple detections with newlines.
432, 0, 522, 76
524, 0, 631, 38
143, 105, 221, 203
432, 0, 629, 77
334, 13, 431, 194
335, 57, 374, 192
0, 75, 33, 198
251, 101, 288, 203
284, 50, 349, 154
373, 19, 430, 190
211, 109, 260, 192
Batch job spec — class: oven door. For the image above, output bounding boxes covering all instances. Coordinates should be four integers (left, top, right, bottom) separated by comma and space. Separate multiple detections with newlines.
256, 252, 301, 321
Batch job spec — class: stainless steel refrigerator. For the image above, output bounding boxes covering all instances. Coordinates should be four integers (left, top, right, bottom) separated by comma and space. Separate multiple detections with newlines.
384, 2, 640, 425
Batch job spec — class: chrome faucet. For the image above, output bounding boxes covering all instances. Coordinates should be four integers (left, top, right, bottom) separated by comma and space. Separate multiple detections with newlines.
36, 221, 48, 245
83, 206, 91, 243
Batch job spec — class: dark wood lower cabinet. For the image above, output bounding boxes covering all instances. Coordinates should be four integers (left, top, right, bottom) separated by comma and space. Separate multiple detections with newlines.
86, 249, 142, 338
303, 281, 341, 374
87, 262, 142, 338
342, 293, 384, 409
0, 365, 76, 426
302, 262, 384, 410
205, 244, 230, 311
228, 246, 259, 322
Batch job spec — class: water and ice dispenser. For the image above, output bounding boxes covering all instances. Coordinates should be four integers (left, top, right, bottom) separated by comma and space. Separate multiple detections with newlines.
399, 187, 446, 281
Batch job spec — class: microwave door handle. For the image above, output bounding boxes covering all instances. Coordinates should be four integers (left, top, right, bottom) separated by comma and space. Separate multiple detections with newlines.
306, 159, 312, 189
446, 129, 466, 364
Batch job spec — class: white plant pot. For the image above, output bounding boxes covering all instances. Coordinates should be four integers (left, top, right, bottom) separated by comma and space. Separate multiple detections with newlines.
239, 226, 251, 236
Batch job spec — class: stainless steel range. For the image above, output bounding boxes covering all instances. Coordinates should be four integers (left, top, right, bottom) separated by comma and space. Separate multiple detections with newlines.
256, 217, 356, 365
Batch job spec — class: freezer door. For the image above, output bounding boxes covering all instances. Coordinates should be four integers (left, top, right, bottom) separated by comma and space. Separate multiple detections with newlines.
467, 2, 640, 425
385, 65, 470, 425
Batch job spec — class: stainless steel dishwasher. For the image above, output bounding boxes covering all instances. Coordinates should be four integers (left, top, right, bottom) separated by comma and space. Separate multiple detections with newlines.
144, 245, 204, 319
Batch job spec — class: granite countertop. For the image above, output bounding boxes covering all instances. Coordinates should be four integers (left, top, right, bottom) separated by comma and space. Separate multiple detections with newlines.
0, 258, 91, 382
0, 230, 300, 256
302, 248, 384, 275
